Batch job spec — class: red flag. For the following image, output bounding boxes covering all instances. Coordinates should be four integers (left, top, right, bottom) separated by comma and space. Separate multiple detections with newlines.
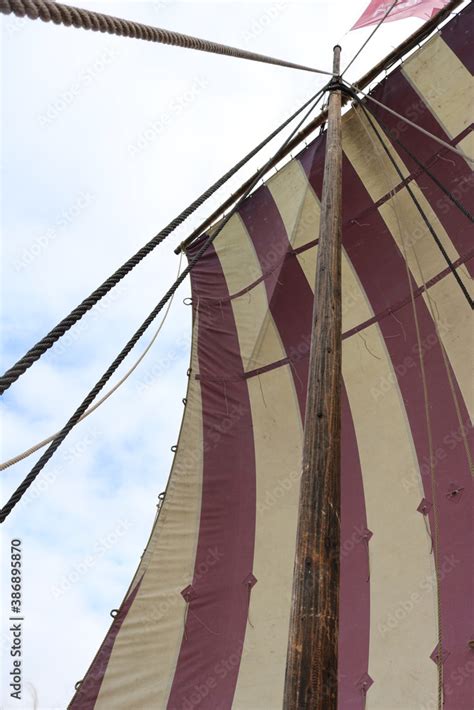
352, 0, 450, 30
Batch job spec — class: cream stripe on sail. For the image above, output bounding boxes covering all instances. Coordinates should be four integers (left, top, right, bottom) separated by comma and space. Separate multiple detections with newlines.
378, 189, 473, 419
457, 132, 474, 160
268, 149, 374, 335
267, 158, 321, 251
343, 109, 409, 202
214, 214, 303, 708
267, 156, 321, 289
341, 115, 438, 706
213, 214, 286, 372
402, 34, 473, 141
379, 184, 467, 284
345, 107, 473, 422
233, 366, 303, 709
213, 213, 262, 295
94, 316, 204, 709
343, 316, 437, 708
345, 107, 462, 283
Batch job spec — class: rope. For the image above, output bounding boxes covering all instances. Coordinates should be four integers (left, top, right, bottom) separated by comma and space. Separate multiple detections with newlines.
347, 84, 474, 165
352, 104, 444, 710
0, 88, 325, 395
342, 0, 399, 78
345, 87, 473, 307
0, 255, 183, 471
0, 86, 327, 523
0, 0, 331, 76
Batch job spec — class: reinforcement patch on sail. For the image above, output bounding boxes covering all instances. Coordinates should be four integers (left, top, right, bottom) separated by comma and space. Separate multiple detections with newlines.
70, 5, 473, 709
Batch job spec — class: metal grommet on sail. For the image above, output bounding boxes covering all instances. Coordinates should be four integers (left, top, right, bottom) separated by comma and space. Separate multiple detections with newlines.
183, 297, 193, 306
171, 445, 177, 453
74, 681, 82, 691
110, 609, 119, 619
182, 397, 187, 405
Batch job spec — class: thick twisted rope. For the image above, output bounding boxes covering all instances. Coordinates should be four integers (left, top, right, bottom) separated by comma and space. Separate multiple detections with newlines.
0, 255, 183, 472
0, 87, 327, 522
0, 88, 325, 395
0, 0, 331, 76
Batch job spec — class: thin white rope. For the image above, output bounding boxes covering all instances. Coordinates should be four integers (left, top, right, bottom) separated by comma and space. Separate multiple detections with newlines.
1, 253, 183, 471
347, 84, 474, 165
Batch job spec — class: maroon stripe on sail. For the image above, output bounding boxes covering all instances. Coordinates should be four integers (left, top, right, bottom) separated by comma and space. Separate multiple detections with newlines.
440, 2, 474, 73
339, 385, 371, 710
69, 579, 143, 709
303, 151, 473, 708
167, 243, 256, 710
240, 162, 370, 707
239, 185, 311, 417
367, 71, 474, 275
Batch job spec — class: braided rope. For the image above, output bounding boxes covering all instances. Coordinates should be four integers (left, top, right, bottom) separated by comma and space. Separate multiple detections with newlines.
0, 0, 331, 75
0, 88, 326, 522
0, 255, 183, 472
0, 88, 324, 395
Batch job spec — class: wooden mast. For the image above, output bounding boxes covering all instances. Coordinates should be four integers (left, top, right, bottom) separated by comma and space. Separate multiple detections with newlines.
283, 45, 342, 710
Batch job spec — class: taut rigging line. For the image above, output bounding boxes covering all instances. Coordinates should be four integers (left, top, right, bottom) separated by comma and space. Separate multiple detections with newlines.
0, 86, 328, 523
343, 83, 473, 308
0, 87, 326, 395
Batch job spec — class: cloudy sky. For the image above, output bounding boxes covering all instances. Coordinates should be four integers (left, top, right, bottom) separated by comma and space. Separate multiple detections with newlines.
0, 1, 455, 707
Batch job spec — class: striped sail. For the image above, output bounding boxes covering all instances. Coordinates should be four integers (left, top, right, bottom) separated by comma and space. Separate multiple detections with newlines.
70, 5, 473, 708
